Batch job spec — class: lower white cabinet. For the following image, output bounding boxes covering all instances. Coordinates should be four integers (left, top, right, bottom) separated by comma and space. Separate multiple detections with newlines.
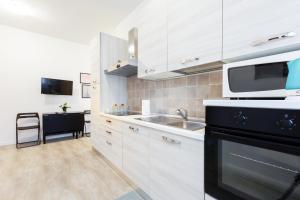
123, 124, 150, 194
92, 120, 123, 169
149, 130, 204, 200
92, 116, 204, 200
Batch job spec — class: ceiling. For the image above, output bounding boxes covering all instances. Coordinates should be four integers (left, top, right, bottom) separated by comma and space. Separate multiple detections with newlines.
0, 0, 143, 44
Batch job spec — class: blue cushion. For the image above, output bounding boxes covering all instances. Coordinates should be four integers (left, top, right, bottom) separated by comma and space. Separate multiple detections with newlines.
286, 58, 300, 90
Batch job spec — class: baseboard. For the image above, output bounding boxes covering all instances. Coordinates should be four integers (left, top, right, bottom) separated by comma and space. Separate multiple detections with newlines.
0, 141, 15, 147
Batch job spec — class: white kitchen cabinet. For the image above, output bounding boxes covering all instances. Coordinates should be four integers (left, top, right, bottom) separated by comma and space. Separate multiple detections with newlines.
90, 35, 101, 85
223, 0, 300, 61
99, 33, 127, 112
90, 35, 101, 126
101, 33, 128, 71
149, 130, 204, 200
123, 124, 150, 194
137, 0, 168, 78
167, 0, 222, 71
92, 118, 123, 170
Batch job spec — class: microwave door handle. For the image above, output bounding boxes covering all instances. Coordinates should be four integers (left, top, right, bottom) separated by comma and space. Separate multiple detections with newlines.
253, 32, 296, 47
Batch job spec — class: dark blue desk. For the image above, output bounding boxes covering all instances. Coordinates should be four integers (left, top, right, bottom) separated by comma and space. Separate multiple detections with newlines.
42, 112, 84, 143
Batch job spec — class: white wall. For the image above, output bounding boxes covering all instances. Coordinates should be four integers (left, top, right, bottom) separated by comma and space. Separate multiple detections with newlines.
113, 1, 144, 39
0, 25, 90, 146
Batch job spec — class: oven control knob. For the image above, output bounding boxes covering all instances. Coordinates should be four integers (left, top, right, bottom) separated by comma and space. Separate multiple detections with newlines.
277, 118, 296, 130
234, 111, 248, 126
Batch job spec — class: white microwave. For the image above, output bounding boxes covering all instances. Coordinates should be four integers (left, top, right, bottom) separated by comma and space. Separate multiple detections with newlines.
223, 50, 300, 98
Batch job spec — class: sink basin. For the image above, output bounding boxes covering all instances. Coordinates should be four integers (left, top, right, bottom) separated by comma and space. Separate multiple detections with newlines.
135, 116, 181, 125
135, 116, 205, 131
167, 121, 205, 131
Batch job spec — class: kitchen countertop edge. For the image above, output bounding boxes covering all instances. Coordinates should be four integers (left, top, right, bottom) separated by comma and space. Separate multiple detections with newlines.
98, 112, 205, 141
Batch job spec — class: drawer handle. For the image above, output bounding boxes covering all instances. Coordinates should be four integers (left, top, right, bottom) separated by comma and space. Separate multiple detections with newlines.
162, 136, 181, 145
106, 120, 112, 123
106, 141, 112, 146
253, 31, 296, 47
106, 131, 112, 135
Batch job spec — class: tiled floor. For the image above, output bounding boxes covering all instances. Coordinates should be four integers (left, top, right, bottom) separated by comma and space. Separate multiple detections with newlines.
0, 138, 143, 200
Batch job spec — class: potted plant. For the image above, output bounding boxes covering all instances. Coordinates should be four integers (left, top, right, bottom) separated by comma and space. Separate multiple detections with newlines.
59, 102, 71, 112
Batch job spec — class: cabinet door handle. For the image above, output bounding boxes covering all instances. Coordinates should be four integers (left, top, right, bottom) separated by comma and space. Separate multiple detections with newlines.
253, 31, 296, 47
106, 141, 112, 146
106, 130, 112, 135
162, 136, 181, 145
106, 120, 112, 123
181, 57, 200, 64
129, 126, 139, 133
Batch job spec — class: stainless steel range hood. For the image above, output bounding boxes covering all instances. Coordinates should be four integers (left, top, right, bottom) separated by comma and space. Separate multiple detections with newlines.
173, 61, 223, 76
105, 28, 138, 77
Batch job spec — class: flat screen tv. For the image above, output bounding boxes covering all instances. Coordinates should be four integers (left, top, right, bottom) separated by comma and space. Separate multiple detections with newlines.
41, 78, 73, 95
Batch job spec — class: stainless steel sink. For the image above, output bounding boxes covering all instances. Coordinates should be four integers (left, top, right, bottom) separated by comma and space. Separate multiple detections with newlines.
135, 116, 205, 131
135, 116, 181, 125
167, 121, 205, 131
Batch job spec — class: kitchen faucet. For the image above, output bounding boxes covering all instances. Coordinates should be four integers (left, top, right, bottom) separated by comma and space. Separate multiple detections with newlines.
176, 108, 188, 121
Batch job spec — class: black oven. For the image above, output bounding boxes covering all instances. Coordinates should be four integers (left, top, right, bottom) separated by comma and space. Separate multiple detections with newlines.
205, 106, 300, 200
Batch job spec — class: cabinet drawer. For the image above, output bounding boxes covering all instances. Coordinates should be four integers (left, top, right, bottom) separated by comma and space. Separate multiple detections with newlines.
99, 116, 124, 132
149, 130, 204, 200
98, 126, 122, 146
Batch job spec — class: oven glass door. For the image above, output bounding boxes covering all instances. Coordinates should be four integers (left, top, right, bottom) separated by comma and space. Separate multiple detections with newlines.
205, 129, 300, 200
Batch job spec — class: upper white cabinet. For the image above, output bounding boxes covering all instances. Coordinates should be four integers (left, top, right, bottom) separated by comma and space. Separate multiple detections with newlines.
89, 35, 101, 114
99, 33, 128, 112
223, 0, 300, 61
137, 0, 168, 78
167, 0, 222, 71
101, 33, 128, 71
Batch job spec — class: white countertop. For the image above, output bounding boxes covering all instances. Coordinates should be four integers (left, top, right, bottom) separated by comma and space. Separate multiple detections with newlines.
99, 112, 205, 141
203, 99, 300, 110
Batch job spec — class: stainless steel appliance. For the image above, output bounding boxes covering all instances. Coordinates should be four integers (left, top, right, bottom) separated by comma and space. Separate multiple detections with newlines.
205, 106, 300, 200
135, 116, 205, 131
223, 50, 300, 98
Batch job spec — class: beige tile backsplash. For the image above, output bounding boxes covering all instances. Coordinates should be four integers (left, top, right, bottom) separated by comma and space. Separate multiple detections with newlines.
127, 70, 223, 118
